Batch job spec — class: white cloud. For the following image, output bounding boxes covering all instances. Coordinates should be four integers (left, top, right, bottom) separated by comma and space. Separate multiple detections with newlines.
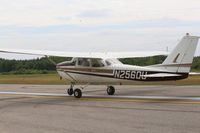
0, 0, 200, 26
0, 0, 200, 59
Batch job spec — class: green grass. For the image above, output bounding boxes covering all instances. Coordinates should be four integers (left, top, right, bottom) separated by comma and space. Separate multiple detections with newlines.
0, 73, 200, 85
0, 74, 65, 85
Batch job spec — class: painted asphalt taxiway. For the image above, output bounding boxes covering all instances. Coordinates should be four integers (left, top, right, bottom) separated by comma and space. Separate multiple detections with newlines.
0, 84, 200, 133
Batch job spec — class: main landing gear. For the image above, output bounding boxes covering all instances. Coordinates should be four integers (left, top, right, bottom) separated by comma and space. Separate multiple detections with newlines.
107, 86, 115, 95
67, 84, 116, 98
67, 84, 82, 98
74, 88, 82, 98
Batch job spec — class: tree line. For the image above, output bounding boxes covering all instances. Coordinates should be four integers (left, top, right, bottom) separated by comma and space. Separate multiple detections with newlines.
0, 56, 200, 74
0, 57, 69, 74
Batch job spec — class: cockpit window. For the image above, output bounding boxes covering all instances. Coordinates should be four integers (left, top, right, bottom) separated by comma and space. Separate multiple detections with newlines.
57, 58, 121, 67
78, 58, 90, 67
91, 59, 105, 67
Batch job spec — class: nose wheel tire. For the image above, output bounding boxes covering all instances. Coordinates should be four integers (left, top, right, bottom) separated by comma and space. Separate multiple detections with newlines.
74, 88, 82, 98
67, 88, 74, 96
107, 86, 115, 95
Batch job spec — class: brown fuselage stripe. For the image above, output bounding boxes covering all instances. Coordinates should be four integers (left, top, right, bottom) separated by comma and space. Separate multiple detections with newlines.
57, 67, 113, 74
63, 70, 113, 76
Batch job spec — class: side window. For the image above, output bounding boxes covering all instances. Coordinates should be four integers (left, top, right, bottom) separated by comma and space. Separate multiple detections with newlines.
91, 59, 105, 67
78, 58, 90, 67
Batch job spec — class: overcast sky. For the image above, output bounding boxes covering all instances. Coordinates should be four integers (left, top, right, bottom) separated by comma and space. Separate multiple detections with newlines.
0, 0, 200, 59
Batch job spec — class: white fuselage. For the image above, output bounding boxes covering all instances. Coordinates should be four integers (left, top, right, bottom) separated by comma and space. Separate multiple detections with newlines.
56, 58, 188, 85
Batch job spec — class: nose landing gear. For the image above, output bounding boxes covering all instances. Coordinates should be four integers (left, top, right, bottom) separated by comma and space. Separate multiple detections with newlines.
67, 84, 74, 96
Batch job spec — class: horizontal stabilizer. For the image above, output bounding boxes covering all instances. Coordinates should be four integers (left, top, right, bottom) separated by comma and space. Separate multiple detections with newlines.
189, 72, 200, 76
142, 73, 181, 78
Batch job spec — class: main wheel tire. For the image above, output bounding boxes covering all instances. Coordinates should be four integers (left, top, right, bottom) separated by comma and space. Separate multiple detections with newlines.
107, 86, 115, 95
67, 88, 73, 96
74, 88, 82, 98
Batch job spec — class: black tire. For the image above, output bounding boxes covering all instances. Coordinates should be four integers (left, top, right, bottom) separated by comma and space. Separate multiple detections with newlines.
67, 88, 73, 96
107, 86, 115, 95
74, 88, 82, 98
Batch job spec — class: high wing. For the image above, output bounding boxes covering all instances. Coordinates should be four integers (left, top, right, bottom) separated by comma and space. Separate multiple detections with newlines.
0, 48, 168, 59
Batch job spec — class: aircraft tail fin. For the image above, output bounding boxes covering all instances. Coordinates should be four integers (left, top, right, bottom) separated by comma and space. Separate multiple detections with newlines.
153, 34, 199, 73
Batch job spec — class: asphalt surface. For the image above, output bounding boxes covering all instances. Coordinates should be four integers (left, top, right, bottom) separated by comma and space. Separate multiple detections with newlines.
0, 84, 200, 133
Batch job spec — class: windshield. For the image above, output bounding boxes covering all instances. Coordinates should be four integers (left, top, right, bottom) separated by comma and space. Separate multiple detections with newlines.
105, 59, 122, 66
57, 59, 76, 66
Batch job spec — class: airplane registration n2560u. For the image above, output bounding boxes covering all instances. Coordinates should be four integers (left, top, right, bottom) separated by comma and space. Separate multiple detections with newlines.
0, 33, 199, 98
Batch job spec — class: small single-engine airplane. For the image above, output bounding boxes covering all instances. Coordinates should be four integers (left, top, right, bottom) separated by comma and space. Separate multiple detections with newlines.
0, 33, 199, 98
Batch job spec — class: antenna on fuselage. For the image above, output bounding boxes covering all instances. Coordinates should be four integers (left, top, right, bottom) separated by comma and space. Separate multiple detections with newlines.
166, 46, 169, 52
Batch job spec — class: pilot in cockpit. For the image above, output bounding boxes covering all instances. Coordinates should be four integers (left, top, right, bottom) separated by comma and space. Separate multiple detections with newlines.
78, 58, 90, 67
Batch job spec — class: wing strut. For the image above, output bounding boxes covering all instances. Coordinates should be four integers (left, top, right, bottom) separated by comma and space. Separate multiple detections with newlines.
45, 56, 57, 66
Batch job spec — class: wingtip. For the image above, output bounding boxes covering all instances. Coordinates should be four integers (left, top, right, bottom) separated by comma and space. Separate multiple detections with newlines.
184, 33, 200, 39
